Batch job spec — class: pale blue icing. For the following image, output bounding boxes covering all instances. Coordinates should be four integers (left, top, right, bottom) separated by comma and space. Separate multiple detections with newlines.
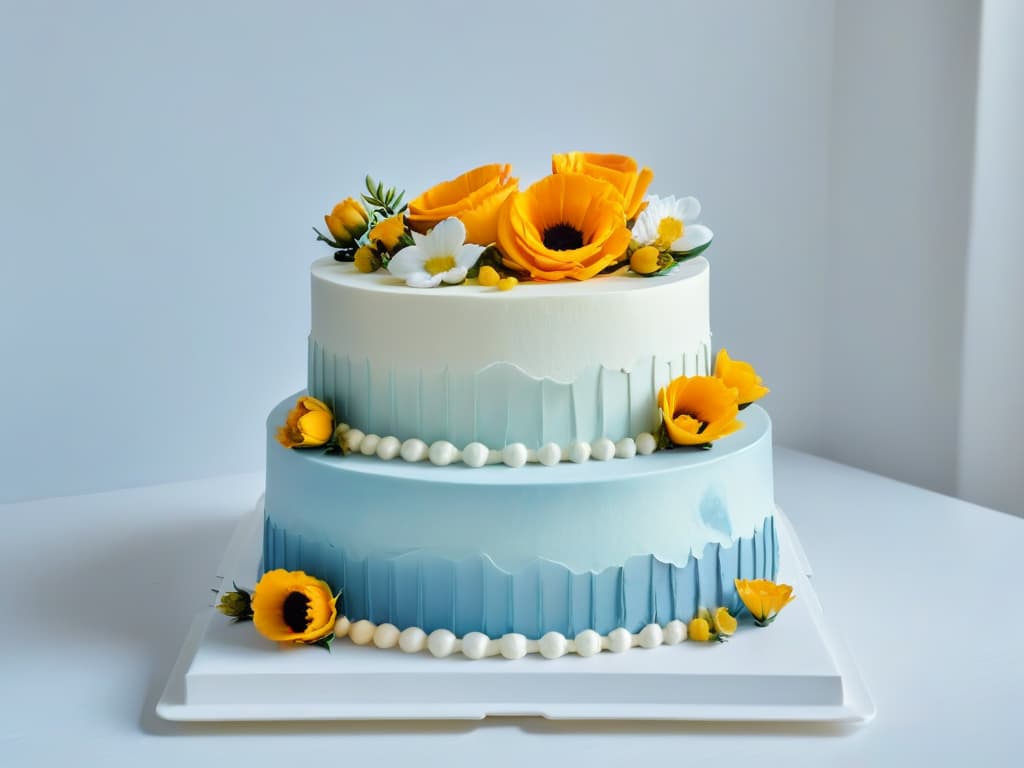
264, 393, 777, 638
308, 341, 712, 449
264, 517, 777, 637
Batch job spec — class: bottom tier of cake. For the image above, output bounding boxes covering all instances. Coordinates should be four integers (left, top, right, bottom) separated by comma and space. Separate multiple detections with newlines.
263, 393, 778, 639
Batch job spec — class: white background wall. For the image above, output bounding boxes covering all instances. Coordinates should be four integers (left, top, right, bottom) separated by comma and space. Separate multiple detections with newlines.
1, 1, 1017, 515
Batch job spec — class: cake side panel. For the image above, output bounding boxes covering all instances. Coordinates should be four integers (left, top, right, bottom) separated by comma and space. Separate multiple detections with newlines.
307, 258, 711, 447
264, 394, 777, 638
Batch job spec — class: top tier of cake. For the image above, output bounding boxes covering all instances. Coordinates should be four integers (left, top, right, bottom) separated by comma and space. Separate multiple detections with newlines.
308, 256, 711, 450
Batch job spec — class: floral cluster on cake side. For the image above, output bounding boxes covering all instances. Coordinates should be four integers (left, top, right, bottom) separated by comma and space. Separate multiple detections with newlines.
218, 570, 794, 654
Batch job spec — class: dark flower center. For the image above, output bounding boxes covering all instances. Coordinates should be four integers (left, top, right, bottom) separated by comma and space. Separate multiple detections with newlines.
542, 223, 584, 251
282, 591, 310, 632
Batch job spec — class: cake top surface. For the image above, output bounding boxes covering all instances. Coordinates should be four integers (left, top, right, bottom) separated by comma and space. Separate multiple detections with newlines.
312, 254, 709, 300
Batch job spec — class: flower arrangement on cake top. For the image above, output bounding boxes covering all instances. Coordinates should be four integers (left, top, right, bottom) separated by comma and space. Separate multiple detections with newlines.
314, 153, 714, 289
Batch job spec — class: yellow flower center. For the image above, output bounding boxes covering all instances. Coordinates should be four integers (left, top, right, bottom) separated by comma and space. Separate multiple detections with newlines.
655, 216, 683, 249
424, 255, 456, 275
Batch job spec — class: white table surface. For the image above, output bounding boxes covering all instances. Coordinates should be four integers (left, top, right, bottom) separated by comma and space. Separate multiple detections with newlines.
2, 447, 1022, 766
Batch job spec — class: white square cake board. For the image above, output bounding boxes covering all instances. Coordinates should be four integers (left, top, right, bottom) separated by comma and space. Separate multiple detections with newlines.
157, 501, 874, 723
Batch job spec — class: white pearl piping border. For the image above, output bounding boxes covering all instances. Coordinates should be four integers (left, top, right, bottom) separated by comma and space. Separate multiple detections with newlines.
337, 424, 659, 468
332, 616, 690, 659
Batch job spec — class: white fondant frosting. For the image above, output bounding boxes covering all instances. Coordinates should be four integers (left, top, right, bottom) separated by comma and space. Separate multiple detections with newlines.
308, 257, 712, 448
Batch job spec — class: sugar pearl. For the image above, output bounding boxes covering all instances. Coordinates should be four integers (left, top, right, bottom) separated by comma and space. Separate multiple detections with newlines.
333, 616, 351, 638
568, 441, 591, 463
615, 437, 637, 459
539, 631, 568, 659
375, 435, 401, 460
537, 442, 562, 466
462, 632, 490, 660
373, 623, 399, 649
638, 623, 664, 649
398, 626, 427, 653
343, 429, 365, 453
502, 443, 528, 468
635, 432, 657, 455
462, 442, 489, 468
500, 633, 528, 660
429, 440, 457, 466
591, 438, 616, 461
574, 629, 602, 657
663, 620, 687, 645
400, 438, 428, 462
349, 619, 376, 646
608, 627, 632, 653
359, 434, 381, 456
427, 629, 456, 657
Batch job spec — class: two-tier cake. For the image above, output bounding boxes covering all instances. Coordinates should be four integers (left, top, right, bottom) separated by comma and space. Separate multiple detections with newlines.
221, 153, 792, 658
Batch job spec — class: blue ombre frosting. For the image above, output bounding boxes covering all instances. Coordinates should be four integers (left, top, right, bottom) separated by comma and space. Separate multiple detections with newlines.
264, 393, 778, 638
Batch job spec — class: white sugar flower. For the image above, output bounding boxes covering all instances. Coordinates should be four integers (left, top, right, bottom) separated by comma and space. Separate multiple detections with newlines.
386, 217, 484, 288
631, 195, 713, 253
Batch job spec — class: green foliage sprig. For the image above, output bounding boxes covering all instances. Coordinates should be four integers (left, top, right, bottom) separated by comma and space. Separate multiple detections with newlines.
361, 175, 408, 228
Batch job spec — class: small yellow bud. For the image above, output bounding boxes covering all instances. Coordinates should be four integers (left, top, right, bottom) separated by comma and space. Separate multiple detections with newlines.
688, 616, 712, 642
497, 276, 518, 291
478, 265, 500, 286
354, 245, 380, 273
630, 245, 662, 275
325, 198, 369, 246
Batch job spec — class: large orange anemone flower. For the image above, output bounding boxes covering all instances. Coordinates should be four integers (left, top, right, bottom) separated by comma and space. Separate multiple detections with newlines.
496, 173, 632, 281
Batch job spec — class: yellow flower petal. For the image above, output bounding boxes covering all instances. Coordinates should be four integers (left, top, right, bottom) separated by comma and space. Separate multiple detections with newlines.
714, 349, 770, 406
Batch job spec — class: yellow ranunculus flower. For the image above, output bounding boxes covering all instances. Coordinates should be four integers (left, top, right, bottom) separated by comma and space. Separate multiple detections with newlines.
734, 579, 795, 626
407, 164, 518, 246
551, 151, 654, 221
496, 173, 632, 281
325, 198, 369, 246
714, 349, 770, 407
251, 569, 338, 644
368, 214, 407, 252
275, 396, 334, 449
657, 375, 743, 446
688, 616, 712, 642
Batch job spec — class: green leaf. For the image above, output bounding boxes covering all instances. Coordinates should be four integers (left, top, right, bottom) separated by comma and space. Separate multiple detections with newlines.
313, 226, 340, 248
312, 632, 335, 651
466, 244, 505, 279
670, 239, 712, 263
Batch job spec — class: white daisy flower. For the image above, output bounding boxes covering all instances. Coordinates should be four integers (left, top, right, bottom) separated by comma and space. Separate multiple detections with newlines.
631, 195, 713, 253
386, 217, 484, 288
